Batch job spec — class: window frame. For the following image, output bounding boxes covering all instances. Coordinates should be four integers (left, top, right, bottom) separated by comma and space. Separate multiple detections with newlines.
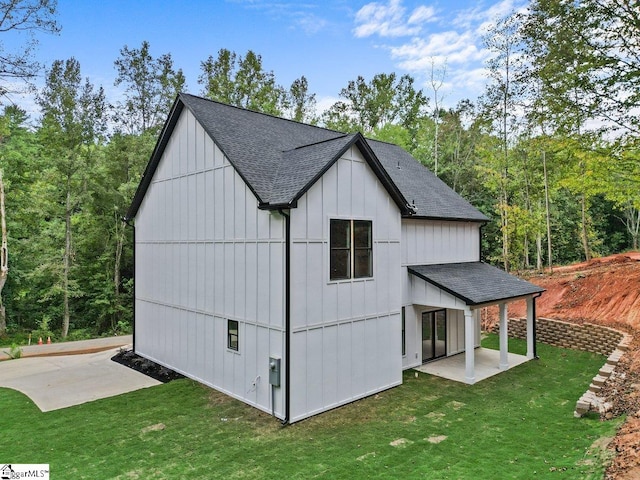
227, 319, 239, 352
329, 218, 373, 282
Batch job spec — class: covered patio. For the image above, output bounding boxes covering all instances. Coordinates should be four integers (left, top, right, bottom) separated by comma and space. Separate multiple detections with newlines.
414, 347, 529, 383
408, 262, 545, 384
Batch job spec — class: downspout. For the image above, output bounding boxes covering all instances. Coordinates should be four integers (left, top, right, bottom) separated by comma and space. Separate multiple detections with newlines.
532, 292, 542, 359
122, 217, 136, 352
479, 223, 485, 262
278, 209, 291, 425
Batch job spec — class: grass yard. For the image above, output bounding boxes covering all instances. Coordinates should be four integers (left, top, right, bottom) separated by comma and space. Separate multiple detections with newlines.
0, 336, 621, 479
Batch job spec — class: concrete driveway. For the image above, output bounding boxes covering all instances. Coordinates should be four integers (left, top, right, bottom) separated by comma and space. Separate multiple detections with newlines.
0, 345, 161, 412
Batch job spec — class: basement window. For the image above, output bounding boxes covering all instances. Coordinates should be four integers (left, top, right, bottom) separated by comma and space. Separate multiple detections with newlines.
227, 320, 239, 351
330, 219, 372, 281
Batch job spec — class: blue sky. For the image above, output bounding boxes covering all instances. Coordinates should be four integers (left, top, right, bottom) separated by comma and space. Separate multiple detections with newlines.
6, 0, 526, 117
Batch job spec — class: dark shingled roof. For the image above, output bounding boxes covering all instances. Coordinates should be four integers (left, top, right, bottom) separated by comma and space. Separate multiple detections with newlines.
408, 262, 545, 306
126, 93, 489, 222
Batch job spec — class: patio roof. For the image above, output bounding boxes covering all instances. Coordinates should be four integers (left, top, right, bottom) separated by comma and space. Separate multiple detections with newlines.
408, 262, 544, 307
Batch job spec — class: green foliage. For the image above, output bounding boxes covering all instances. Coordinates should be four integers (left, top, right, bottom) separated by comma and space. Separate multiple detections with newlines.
114, 40, 186, 134
3, 342, 22, 359
321, 72, 428, 137
199, 49, 285, 115
0, 36, 636, 340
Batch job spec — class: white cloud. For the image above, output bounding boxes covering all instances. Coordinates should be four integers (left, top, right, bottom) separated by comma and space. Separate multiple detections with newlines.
295, 13, 328, 35
408, 5, 437, 25
315, 95, 340, 116
390, 31, 486, 71
455, 0, 526, 33
353, 0, 437, 38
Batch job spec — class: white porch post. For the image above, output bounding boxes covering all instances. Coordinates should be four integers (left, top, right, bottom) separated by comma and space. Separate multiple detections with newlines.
526, 296, 535, 359
464, 308, 475, 384
499, 302, 509, 370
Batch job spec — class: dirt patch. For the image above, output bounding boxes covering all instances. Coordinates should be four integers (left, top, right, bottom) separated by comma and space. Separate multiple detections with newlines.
111, 349, 184, 383
426, 435, 447, 444
390, 438, 412, 447
482, 252, 640, 478
483, 253, 640, 331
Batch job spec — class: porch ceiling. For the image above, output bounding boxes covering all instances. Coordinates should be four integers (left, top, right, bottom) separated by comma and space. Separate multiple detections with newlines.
408, 262, 544, 307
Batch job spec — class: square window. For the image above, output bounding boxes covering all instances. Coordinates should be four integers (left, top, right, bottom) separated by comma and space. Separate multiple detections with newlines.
330, 219, 372, 281
227, 319, 239, 351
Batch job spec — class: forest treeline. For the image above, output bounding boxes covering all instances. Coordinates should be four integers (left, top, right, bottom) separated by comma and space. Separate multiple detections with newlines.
0, 0, 638, 339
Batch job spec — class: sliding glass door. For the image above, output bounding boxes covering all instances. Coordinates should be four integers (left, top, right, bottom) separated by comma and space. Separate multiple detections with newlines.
422, 310, 446, 362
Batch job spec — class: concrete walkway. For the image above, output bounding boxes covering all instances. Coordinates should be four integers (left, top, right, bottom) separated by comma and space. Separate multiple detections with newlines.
0, 336, 162, 412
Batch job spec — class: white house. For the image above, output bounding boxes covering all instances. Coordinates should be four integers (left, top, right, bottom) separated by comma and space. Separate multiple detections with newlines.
125, 93, 544, 423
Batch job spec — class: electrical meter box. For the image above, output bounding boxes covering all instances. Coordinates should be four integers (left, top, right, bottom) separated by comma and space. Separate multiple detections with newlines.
269, 356, 281, 387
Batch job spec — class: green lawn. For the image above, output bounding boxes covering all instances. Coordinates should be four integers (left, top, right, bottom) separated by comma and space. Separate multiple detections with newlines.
0, 336, 621, 479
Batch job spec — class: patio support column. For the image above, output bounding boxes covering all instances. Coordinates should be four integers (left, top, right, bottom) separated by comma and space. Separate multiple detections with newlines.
499, 302, 509, 370
526, 296, 535, 359
464, 308, 475, 384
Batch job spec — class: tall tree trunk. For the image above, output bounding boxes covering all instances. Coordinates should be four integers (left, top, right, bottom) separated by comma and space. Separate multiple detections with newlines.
113, 216, 126, 330
0, 171, 7, 335
542, 151, 553, 271
623, 205, 639, 251
536, 231, 543, 270
580, 193, 591, 262
63, 188, 71, 338
501, 188, 510, 272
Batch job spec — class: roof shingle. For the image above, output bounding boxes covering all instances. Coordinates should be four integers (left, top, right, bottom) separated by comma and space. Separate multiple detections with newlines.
408, 262, 545, 306
127, 93, 489, 222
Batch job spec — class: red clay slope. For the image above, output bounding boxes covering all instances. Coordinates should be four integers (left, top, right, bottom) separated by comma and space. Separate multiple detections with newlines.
488, 252, 640, 331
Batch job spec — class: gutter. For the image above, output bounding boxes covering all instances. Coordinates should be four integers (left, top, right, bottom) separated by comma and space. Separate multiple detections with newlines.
278, 209, 291, 425
122, 216, 136, 352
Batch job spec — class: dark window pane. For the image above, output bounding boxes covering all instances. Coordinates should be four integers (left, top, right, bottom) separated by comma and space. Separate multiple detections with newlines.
330, 249, 350, 280
354, 247, 372, 277
353, 220, 372, 248
228, 319, 239, 351
330, 219, 350, 249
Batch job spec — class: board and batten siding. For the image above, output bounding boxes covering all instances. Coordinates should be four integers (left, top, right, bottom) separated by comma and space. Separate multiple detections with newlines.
288, 145, 402, 422
134, 108, 286, 418
400, 219, 482, 369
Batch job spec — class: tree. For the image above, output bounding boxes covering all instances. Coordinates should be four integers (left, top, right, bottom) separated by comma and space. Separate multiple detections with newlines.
0, 0, 60, 99
481, 12, 526, 271
285, 75, 316, 123
428, 58, 447, 176
114, 40, 185, 134
37, 58, 106, 338
321, 73, 428, 137
524, 0, 640, 138
0, 170, 6, 334
199, 49, 285, 115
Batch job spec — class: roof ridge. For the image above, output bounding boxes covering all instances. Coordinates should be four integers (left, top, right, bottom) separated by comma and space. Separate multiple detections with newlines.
179, 92, 347, 135
284, 133, 354, 152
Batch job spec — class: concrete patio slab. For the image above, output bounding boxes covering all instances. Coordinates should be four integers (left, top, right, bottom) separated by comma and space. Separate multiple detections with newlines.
414, 348, 531, 384
0, 347, 160, 412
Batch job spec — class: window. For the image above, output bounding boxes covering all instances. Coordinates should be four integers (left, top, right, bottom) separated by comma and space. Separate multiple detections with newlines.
330, 219, 372, 281
227, 319, 239, 351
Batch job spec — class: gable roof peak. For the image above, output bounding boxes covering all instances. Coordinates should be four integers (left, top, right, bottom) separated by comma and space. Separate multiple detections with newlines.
126, 93, 489, 223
